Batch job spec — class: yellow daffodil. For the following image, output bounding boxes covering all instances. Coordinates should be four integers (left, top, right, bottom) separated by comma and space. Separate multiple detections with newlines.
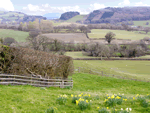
76, 100, 79, 105
147, 94, 149, 96
81, 93, 83, 95
86, 100, 88, 103
107, 94, 108, 96
133, 97, 135, 99
75, 95, 77, 97
108, 97, 110, 99
88, 94, 91, 97
115, 109, 117, 111
111, 95, 115, 99
81, 99, 84, 101
54, 107, 57, 110
78, 94, 82, 97
124, 99, 127, 101
136, 94, 139, 97
107, 107, 109, 109
71, 94, 73, 97
97, 107, 99, 109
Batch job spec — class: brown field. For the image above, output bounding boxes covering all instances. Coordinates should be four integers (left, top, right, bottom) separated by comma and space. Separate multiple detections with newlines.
41, 33, 150, 44
41, 33, 91, 43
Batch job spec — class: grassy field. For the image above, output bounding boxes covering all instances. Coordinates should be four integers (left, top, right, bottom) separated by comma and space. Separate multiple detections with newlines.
66, 15, 86, 23
0, 72, 149, 113
132, 20, 150, 27
0, 29, 29, 42
88, 29, 150, 40
73, 60, 150, 82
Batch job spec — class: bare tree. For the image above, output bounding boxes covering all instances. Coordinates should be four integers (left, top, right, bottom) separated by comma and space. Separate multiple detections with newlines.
143, 27, 150, 34
105, 32, 116, 44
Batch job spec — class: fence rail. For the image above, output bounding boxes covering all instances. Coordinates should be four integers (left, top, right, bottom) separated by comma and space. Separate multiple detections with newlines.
0, 74, 73, 88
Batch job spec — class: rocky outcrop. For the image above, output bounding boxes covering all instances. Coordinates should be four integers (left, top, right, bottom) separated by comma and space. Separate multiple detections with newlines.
60, 11, 80, 20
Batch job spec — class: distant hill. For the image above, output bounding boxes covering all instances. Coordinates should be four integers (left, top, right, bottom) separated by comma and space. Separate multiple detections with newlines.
83, 6, 150, 24
43, 13, 61, 20
60, 11, 80, 20
0, 11, 47, 24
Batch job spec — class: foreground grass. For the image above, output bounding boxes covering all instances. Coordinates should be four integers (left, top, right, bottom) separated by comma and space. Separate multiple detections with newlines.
0, 73, 149, 113
88, 29, 150, 40
0, 29, 29, 42
73, 60, 150, 82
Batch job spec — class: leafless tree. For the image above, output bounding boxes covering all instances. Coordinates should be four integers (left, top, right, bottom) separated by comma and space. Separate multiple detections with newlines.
105, 32, 116, 44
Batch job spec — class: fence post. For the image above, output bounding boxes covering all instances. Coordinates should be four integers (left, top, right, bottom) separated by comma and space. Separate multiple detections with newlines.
47, 76, 49, 86
61, 79, 64, 88
31, 75, 32, 85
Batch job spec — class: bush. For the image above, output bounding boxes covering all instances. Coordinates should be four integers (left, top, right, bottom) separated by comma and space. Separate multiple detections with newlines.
143, 37, 150, 41
45, 107, 57, 113
3, 37, 17, 46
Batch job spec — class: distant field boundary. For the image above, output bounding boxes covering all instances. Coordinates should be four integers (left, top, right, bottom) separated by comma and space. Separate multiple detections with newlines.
74, 67, 150, 83
73, 58, 150, 60
0, 74, 73, 88
89, 38, 131, 41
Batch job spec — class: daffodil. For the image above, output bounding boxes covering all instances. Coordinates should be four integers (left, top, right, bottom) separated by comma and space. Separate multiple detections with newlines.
78, 94, 82, 97
75, 95, 77, 97
108, 97, 110, 99
136, 94, 139, 97
97, 107, 99, 109
107, 107, 109, 109
111, 95, 115, 99
133, 97, 135, 99
54, 107, 57, 110
147, 94, 149, 96
121, 108, 123, 110
71, 94, 73, 97
129, 108, 132, 111
88, 94, 91, 97
107, 94, 108, 96
126, 108, 129, 112
115, 109, 117, 111
76, 100, 79, 105
86, 100, 88, 103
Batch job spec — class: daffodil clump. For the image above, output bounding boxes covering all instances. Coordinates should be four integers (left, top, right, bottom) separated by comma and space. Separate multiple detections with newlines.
76, 97, 92, 110
71, 93, 91, 103
56, 94, 68, 105
97, 107, 109, 113
45, 107, 57, 113
136, 94, 149, 108
104, 94, 126, 107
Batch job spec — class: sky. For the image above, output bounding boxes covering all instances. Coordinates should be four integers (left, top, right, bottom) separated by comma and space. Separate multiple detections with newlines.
0, 0, 150, 16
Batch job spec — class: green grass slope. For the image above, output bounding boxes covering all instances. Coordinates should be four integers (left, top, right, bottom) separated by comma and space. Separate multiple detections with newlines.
88, 29, 150, 40
73, 60, 150, 82
132, 20, 150, 27
65, 15, 86, 23
0, 73, 149, 113
0, 29, 29, 42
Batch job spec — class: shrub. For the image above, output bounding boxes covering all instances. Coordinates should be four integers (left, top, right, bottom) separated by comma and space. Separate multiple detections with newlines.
45, 107, 57, 113
105, 32, 116, 44
76, 98, 92, 110
3, 37, 17, 46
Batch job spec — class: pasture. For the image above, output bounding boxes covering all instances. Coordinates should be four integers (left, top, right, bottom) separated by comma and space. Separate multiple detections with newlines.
88, 29, 150, 40
0, 72, 149, 113
132, 20, 150, 27
65, 15, 86, 23
0, 29, 29, 42
73, 60, 150, 82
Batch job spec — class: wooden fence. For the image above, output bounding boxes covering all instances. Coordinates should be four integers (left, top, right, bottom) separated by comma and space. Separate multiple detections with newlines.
0, 74, 73, 88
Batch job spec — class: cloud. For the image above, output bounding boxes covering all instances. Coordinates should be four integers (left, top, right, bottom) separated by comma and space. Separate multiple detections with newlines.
89, 3, 106, 10
118, 0, 130, 6
134, 2, 150, 6
22, 3, 107, 15
0, 0, 14, 11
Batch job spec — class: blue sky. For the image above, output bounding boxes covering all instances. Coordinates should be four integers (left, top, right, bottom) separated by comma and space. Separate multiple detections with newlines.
0, 0, 150, 16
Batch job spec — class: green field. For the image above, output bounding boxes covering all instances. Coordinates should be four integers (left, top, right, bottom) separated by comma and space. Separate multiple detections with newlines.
73, 60, 150, 82
88, 29, 150, 40
0, 72, 149, 113
66, 15, 86, 23
132, 20, 150, 27
0, 29, 29, 42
